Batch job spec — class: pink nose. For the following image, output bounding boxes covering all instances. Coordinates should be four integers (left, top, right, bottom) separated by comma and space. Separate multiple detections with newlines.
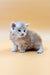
21, 34, 24, 36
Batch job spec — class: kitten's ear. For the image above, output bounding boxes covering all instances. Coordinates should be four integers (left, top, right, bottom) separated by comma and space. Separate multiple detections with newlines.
11, 22, 16, 30
25, 23, 30, 27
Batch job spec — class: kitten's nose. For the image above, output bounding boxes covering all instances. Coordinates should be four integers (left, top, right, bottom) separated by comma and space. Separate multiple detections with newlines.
21, 33, 24, 36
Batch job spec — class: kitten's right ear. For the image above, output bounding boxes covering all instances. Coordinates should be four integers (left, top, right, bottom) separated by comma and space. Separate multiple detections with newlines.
11, 22, 16, 30
25, 23, 30, 27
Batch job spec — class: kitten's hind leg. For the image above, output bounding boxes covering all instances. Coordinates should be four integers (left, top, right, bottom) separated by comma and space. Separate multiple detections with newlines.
12, 44, 18, 52
37, 45, 43, 54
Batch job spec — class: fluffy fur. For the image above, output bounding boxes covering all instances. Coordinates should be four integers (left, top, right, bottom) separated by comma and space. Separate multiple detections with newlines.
10, 21, 43, 53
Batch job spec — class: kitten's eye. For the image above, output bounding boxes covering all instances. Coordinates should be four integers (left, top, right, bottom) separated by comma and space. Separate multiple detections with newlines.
18, 30, 21, 32
24, 30, 25, 32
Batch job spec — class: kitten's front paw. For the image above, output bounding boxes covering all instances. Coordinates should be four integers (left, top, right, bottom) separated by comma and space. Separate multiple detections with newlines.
11, 49, 18, 52
20, 50, 25, 53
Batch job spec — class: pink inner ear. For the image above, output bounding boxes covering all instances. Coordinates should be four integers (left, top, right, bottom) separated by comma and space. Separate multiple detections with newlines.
12, 23, 16, 30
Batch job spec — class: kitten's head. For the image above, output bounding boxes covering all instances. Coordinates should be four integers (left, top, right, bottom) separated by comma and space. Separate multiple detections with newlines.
10, 21, 30, 38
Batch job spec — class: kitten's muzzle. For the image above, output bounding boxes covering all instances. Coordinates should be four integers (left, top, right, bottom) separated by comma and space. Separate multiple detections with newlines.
21, 33, 24, 36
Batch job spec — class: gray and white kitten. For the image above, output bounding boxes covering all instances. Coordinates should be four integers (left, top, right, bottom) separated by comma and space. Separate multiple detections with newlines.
10, 21, 43, 53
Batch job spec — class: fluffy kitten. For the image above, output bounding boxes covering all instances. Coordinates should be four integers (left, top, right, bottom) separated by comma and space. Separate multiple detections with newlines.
10, 21, 43, 53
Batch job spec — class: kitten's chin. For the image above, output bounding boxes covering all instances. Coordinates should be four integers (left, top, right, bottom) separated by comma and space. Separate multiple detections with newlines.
15, 33, 26, 38
19, 35, 25, 38
18, 35, 26, 38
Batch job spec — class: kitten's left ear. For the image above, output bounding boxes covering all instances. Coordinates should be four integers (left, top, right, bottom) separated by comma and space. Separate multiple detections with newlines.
25, 23, 30, 27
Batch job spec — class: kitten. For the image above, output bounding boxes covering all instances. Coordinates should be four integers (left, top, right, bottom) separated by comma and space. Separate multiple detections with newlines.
10, 21, 43, 53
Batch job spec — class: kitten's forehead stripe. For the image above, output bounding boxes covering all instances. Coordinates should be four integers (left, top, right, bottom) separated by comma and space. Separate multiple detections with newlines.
16, 21, 25, 25
16, 21, 26, 28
